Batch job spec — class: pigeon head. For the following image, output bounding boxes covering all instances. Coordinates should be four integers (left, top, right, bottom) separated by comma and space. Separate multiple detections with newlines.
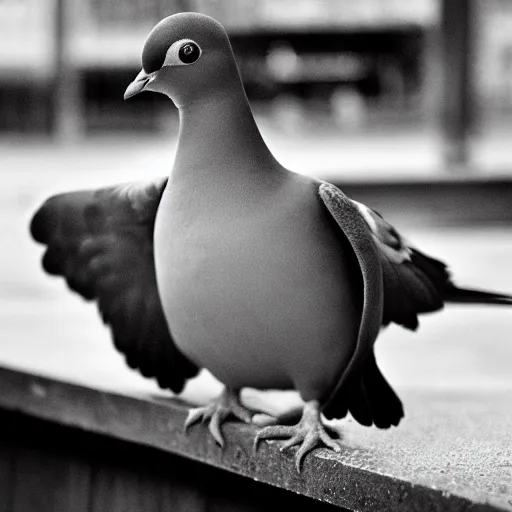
124, 12, 239, 106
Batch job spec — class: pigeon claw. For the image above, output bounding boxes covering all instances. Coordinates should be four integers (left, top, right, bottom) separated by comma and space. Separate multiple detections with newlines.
253, 400, 341, 472
184, 387, 252, 447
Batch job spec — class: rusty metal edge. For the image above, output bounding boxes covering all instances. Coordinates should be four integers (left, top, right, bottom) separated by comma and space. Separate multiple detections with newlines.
0, 365, 506, 512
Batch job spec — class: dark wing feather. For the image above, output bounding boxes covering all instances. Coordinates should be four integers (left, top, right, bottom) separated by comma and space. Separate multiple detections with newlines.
30, 178, 199, 393
351, 200, 448, 330
351, 200, 512, 330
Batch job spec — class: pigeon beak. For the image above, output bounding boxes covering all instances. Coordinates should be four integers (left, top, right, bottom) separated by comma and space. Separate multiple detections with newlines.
124, 69, 156, 100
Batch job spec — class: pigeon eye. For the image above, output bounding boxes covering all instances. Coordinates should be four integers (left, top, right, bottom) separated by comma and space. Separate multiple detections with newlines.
179, 42, 201, 64
163, 39, 202, 68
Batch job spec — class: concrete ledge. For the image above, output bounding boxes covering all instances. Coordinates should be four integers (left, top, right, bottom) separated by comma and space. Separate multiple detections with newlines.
0, 365, 510, 511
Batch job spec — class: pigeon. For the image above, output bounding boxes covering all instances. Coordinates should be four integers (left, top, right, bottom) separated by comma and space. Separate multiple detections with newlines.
30, 12, 512, 471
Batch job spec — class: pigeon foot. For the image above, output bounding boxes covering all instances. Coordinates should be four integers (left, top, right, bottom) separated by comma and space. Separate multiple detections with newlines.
184, 387, 252, 447
253, 399, 341, 472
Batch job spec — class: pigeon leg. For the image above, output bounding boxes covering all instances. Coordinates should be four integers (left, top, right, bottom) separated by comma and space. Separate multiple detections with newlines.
253, 399, 341, 472
184, 387, 252, 447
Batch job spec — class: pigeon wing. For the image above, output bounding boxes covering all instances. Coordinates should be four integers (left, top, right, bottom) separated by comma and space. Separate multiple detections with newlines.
350, 199, 449, 330
319, 184, 404, 426
352, 201, 512, 325
30, 178, 199, 393
318, 183, 386, 421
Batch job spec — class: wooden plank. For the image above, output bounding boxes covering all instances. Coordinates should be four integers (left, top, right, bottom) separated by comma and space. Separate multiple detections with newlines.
89, 466, 165, 512
1, 407, 91, 512
87, 446, 206, 512
11, 443, 90, 512
157, 459, 209, 512
82, 411, 329, 512
0, 426, 15, 512
159, 476, 208, 512
202, 464, 340, 512
1, 409, 337, 512
0, 367, 509, 511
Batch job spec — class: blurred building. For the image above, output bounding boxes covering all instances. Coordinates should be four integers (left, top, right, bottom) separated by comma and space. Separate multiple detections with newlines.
0, 0, 511, 139
476, 0, 512, 128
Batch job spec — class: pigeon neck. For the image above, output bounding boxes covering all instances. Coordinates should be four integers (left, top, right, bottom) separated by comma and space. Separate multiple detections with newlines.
171, 85, 281, 183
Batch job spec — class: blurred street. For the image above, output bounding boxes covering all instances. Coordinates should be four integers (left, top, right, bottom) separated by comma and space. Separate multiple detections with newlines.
1, 138, 511, 402
5, 126, 512, 181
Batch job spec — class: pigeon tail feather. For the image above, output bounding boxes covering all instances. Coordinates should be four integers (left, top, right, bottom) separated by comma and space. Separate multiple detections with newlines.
323, 351, 404, 428
444, 284, 512, 305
